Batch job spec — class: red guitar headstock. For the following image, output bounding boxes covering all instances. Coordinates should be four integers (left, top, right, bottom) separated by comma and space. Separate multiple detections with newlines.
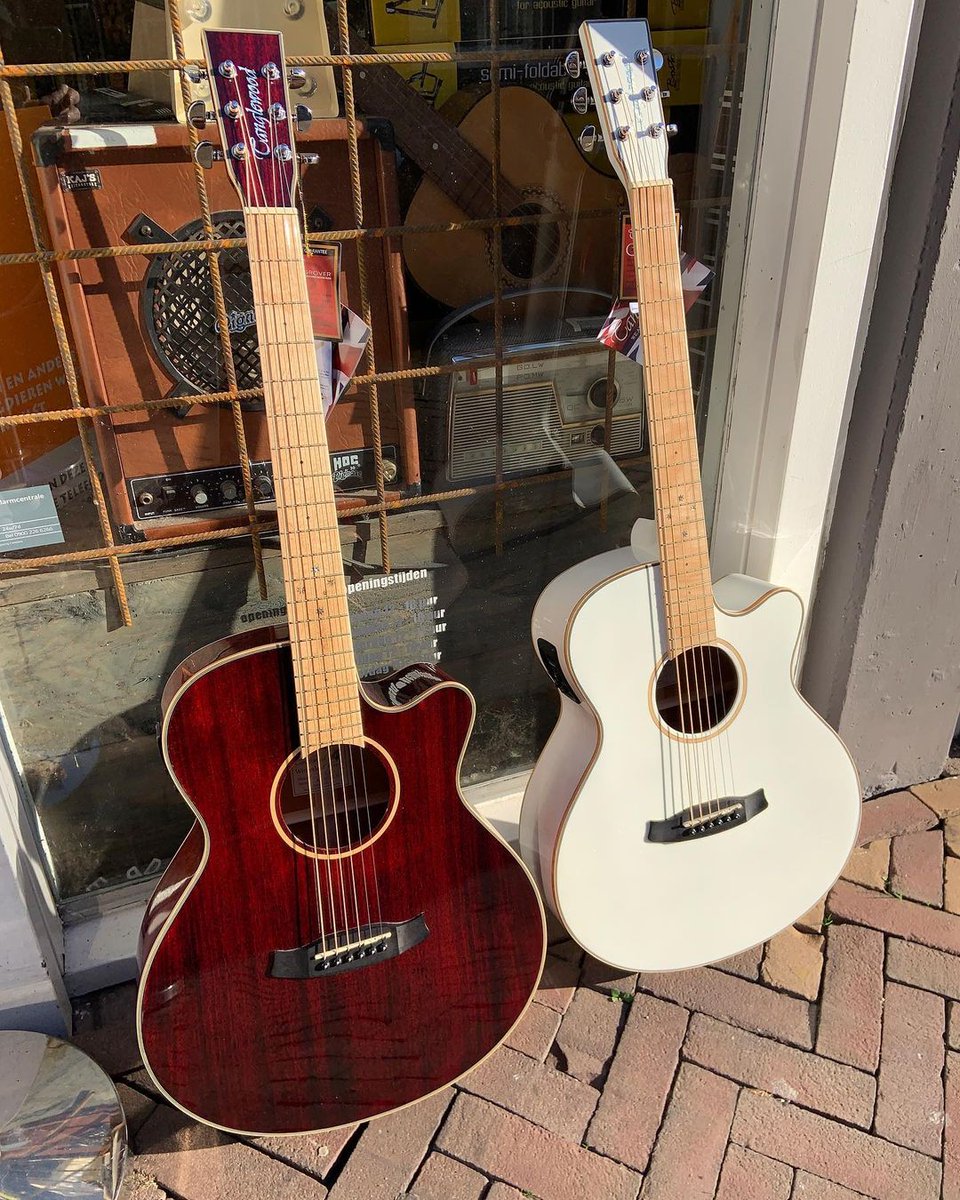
202, 29, 297, 209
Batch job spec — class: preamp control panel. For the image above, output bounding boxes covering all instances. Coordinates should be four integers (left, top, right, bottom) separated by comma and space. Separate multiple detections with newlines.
130, 446, 399, 519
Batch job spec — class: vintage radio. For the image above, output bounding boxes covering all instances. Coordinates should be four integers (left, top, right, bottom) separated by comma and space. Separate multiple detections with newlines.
422, 314, 645, 487
32, 119, 419, 542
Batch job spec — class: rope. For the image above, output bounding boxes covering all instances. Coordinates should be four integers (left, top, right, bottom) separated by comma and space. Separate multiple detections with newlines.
0, 38, 132, 624
168, 0, 267, 599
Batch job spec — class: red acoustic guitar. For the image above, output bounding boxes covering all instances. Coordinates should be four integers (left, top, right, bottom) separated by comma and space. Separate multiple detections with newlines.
136, 28, 546, 1136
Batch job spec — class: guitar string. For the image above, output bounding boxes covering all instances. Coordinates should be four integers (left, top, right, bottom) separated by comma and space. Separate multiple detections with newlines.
228, 68, 332, 951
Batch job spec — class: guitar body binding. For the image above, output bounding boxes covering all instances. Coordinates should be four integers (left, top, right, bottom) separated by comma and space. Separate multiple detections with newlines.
519, 520, 861, 973
138, 631, 546, 1134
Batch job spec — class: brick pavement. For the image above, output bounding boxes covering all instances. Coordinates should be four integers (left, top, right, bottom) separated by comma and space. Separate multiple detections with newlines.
73, 780, 960, 1200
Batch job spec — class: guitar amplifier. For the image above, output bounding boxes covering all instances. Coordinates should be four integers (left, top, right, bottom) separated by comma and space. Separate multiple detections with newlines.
32, 119, 420, 543
422, 314, 645, 487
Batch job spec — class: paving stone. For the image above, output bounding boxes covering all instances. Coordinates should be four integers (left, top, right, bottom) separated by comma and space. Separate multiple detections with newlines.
875, 981, 945, 1156
886, 936, 960, 1000
458, 1044, 598, 1141
485, 1187, 527, 1200
684, 1013, 875, 1127
435, 1093, 641, 1200
71, 982, 142, 1076
715, 1144, 793, 1200
407, 1152, 487, 1200
889, 829, 944, 905
579, 954, 638, 995
249, 1125, 357, 1182
858, 790, 938, 842
554, 985, 624, 1085
946, 858, 960, 915
945, 813, 960, 858
944, 1053, 960, 1200
714, 943, 763, 980
116, 1082, 158, 1140
504, 1000, 561, 1062
828, 879, 960, 953
790, 1173, 870, 1198
731, 1089, 941, 1200
796, 899, 826, 936
639, 1062, 738, 1200
132, 1105, 329, 1200
638, 966, 815, 1048
118, 1168, 174, 1200
950, 1001, 960, 1050
536, 951, 581, 1014
586, 991, 688, 1173
761, 927, 824, 1000
912, 776, 960, 819
327, 1089, 451, 1200
839, 839, 890, 890
815, 924, 884, 1071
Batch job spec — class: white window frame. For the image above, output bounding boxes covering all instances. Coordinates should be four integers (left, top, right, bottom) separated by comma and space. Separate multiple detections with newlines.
0, 0, 925, 1012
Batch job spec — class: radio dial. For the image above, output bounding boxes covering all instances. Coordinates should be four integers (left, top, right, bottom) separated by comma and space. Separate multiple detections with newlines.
190, 484, 209, 506
587, 377, 620, 411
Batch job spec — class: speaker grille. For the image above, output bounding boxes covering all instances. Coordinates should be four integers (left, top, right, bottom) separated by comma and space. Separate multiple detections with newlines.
143, 212, 262, 396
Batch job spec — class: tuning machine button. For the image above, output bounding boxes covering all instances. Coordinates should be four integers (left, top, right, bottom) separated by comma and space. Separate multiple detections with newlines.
571, 86, 594, 115
563, 50, 582, 79
194, 142, 218, 169
288, 66, 307, 89
186, 100, 215, 129
182, 65, 207, 84
294, 104, 313, 133
666, 123, 679, 136
577, 125, 603, 154
298, 152, 320, 166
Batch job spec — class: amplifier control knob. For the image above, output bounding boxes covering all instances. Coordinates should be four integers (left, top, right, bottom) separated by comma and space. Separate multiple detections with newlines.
190, 484, 209, 506
382, 458, 398, 484
220, 480, 239, 502
253, 474, 274, 499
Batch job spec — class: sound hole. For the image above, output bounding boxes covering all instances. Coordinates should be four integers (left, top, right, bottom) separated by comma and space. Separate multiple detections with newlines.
501, 202, 560, 281
655, 646, 740, 735
276, 743, 393, 854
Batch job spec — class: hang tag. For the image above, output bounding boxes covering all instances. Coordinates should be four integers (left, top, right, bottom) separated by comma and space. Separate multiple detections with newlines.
315, 305, 371, 415
619, 213, 712, 310
304, 244, 342, 341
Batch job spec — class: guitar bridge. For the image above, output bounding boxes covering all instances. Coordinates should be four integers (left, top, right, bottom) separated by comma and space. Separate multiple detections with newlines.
269, 915, 429, 979
645, 789, 768, 844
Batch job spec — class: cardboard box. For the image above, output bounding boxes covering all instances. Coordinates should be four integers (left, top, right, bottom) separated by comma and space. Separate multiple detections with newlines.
368, 0, 461, 47
0, 107, 73, 483
648, 0, 712, 31
653, 27, 707, 109
376, 41, 459, 110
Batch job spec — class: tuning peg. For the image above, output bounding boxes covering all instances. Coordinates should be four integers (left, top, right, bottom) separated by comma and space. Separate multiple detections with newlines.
288, 67, 307, 89
578, 125, 602, 154
193, 142, 221, 169
571, 86, 594, 115
653, 49, 665, 71
186, 100, 215, 130
564, 50, 582, 79
183, 65, 207, 84
298, 152, 320, 166
666, 123, 679, 136
295, 104, 313, 133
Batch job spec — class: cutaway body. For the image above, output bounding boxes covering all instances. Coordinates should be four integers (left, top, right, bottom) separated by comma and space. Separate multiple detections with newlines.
519, 520, 861, 972
138, 632, 546, 1134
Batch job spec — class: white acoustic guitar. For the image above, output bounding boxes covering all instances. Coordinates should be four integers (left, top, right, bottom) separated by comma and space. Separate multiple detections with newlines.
518, 18, 861, 972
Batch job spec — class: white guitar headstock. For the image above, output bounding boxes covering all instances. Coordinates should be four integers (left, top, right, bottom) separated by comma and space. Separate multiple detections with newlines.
574, 20, 674, 191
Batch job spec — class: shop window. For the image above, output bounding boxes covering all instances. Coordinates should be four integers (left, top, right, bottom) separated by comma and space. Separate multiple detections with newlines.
0, 0, 757, 906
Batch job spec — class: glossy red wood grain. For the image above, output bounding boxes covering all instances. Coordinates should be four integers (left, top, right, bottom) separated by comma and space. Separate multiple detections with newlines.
203, 29, 297, 209
138, 638, 546, 1134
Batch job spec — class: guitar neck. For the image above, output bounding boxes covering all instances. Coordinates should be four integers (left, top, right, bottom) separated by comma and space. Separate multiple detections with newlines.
345, 39, 524, 218
245, 207, 363, 749
629, 181, 716, 658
